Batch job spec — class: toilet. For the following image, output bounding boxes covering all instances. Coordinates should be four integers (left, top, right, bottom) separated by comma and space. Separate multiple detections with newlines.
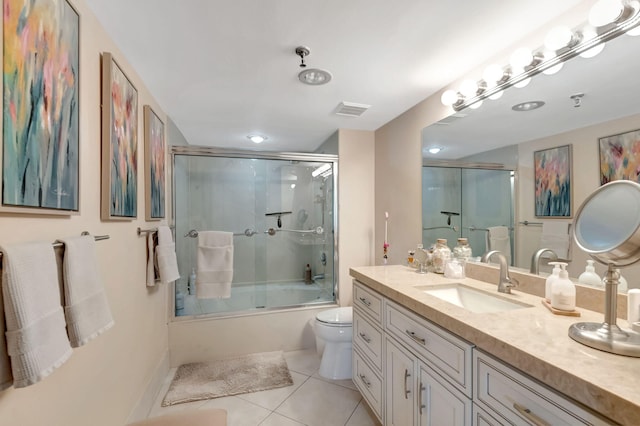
314, 306, 353, 380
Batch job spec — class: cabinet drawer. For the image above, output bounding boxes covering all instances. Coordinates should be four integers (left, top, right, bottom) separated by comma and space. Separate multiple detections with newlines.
353, 347, 383, 422
353, 281, 383, 325
473, 403, 506, 426
474, 351, 611, 426
353, 308, 384, 373
385, 300, 472, 398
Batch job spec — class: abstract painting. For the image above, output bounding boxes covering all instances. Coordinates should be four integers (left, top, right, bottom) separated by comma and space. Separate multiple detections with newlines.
2, 0, 79, 214
101, 52, 138, 220
534, 144, 572, 218
144, 105, 165, 221
599, 129, 640, 185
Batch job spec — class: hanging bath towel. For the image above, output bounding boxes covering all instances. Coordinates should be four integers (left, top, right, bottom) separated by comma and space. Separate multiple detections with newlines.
156, 226, 180, 285
58, 235, 115, 348
487, 226, 512, 264
196, 231, 234, 299
0, 241, 72, 388
0, 281, 12, 391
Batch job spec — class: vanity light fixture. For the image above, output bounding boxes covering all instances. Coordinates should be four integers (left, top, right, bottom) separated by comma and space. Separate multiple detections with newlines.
440, 1, 640, 111
247, 134, 267, 144
295, 46, 332, 86
511, 101, 545, 112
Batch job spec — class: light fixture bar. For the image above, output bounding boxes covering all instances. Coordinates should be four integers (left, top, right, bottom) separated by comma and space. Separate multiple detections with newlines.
450, 6, 640, 111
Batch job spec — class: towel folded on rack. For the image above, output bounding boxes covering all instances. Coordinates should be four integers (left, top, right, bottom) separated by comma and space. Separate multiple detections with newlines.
58, 235, 115, 347
540, 221, 570, 259
146, 232, 160, 287
196, 231, 234, 299
156, 226, 180, 285
0, 242, 72, 388
487, 226, 511, 264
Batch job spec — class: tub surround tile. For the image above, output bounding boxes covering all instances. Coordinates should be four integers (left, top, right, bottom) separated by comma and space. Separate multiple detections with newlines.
350, 264, 640, 425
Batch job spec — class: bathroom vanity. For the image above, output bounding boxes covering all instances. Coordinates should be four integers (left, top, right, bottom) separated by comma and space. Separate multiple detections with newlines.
350, 264, 640, 425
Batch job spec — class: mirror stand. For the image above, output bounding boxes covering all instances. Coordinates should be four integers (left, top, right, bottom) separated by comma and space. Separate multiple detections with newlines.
569, 265, 640, 357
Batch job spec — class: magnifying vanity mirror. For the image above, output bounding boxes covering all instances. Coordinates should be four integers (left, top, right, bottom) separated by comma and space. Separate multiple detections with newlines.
421, 28, 640, 287
570, 180, 640, 357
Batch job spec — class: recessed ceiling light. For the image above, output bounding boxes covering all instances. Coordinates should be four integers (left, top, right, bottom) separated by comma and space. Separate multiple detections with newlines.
511, 101, 545, 112
247, 135, 267, 143
298, 68, 332, 85
428, 146, 443, 154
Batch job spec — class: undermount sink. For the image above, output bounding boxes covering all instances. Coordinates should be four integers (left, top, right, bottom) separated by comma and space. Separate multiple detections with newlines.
416, 283, 532, 313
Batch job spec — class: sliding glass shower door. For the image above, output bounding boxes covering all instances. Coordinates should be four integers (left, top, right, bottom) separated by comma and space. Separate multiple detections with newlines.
422, 166, 514, 262
173, 148, 338, 317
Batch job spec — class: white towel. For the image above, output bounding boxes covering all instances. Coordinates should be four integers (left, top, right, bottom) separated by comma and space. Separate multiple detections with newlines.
0, 242, 72, 388
196, 231, 234, 299
487, 226, 511, 264
540, 222, 570, 259
146, 232, 159, 287
0, 281, 12, 390
58, 236, 115, 348
156, 226, 180, 284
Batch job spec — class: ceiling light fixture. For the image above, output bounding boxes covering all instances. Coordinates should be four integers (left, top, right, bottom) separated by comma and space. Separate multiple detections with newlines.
511, 101, 545, 112
247, 135, 267, 144
440, 2, 640, 112
295, 46, 332, 86
427, 146, 443, 154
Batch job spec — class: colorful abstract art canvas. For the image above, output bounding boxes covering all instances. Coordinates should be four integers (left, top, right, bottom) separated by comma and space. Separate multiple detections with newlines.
101, 52, 138, 220
144, 106, 165, 221
534, 144, 572, 218
599, 129, 640, 185
2, 0, 79, 213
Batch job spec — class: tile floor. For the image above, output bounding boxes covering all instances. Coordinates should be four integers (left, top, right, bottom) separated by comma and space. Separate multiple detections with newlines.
147, 349, 381, 426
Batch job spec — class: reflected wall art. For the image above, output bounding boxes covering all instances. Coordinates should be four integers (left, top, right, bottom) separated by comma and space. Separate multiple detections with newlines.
144, 105, 165, 221
101, 52, 138, 220
534, 144, 572, 218
599, 129, 640, 185
2, 0, 79, 214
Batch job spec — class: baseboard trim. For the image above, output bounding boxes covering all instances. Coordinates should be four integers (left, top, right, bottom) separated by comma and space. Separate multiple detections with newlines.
126, 351, 170, 424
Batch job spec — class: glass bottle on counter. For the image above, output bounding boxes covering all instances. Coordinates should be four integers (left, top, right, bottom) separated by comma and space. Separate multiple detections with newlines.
452, 237, 472, 261
432, 238, 451, 274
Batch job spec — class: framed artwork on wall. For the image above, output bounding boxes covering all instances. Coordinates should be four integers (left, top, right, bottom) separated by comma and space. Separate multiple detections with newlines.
1, 0, 80, 215
598, 128, 640, 185
144, 105, 165, 221
534, 144, 572, 218
101, 52, 138, 221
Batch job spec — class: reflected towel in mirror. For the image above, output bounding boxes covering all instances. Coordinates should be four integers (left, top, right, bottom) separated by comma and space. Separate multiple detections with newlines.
487, 226, 511, 265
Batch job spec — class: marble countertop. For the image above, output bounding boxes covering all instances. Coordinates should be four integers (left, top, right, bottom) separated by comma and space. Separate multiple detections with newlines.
350, 264, 640, 425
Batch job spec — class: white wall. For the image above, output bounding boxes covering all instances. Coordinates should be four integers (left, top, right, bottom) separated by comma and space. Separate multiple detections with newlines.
0, 1, 170, 424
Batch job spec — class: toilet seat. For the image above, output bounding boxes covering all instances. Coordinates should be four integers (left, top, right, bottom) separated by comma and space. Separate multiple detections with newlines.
316, 307, 352, 326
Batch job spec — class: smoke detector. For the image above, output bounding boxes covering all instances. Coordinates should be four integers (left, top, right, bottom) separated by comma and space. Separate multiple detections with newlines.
334, 101, 370, 117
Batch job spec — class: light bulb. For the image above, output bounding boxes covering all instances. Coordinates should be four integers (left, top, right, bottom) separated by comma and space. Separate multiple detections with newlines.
459, 79, 479, 97
579, 27, 605, 58
248, 135, 267, 143
469, 100, 483, 109
428, 146, 442, 154
488, 90, 504, 100
589, 0, 624, 27
440, 89, 459, 106
510, 47, 533, 69
542, 51, 564, 75
514, 77, 531, 88
483, 64, 504, 86
545, 26, 574, 51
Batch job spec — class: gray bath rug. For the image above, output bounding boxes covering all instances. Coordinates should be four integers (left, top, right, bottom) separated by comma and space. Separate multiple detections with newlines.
161, 351, 293, 406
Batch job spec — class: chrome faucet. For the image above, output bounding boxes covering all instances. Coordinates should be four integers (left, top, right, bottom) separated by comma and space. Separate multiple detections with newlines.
530, 248, 558, 275
481, 250, 518, 294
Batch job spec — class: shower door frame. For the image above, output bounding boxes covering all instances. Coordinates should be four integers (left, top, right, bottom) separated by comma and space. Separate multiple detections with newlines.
169, 145, 340, 320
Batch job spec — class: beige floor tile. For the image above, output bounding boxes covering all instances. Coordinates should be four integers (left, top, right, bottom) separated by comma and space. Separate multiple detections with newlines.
345, 400, 381, 426
275, 377, 362, 426
312, 371, 357, 391
259, 412, 307, 426
237, 371, 309, 411
284, 349, 321, 376
200, 396, 271, 426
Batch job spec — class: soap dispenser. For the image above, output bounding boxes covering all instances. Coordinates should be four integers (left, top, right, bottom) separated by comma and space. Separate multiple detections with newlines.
551, 263, 576, 311
578, 260, 602, 287
545, 262, 563, 302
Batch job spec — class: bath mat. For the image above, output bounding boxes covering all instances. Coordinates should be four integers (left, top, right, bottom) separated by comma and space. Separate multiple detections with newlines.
161, 351, 293, 406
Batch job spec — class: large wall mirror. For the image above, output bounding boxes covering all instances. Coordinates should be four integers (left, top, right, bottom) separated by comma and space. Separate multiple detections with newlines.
421, 31, 640, 288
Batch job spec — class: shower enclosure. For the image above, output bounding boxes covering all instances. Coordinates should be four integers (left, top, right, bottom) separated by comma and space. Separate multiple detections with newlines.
422, 166, 515, 263
172, 146, 337, 317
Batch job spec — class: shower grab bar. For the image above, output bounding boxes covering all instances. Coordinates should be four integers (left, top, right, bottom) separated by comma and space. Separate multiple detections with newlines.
275, 226, 324, 235
466, 225, 514, 232
423, 225, 459, 232
184, 229, 259, 238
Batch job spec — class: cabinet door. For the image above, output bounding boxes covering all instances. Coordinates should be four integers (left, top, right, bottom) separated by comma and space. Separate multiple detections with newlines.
419, 364, 471, 426
386, 338, 416, 426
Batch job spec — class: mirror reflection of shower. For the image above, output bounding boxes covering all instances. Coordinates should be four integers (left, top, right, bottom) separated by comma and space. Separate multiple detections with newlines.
172, 147, 338, 317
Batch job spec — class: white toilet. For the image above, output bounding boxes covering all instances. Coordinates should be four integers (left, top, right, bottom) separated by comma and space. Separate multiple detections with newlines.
314, 306, 353, 380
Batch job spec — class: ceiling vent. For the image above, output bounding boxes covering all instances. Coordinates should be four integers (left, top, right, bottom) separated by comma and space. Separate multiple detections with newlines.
334, 102, 370, 117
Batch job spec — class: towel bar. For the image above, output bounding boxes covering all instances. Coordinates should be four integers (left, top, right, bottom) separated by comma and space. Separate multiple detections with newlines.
0, 232, 110, 261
